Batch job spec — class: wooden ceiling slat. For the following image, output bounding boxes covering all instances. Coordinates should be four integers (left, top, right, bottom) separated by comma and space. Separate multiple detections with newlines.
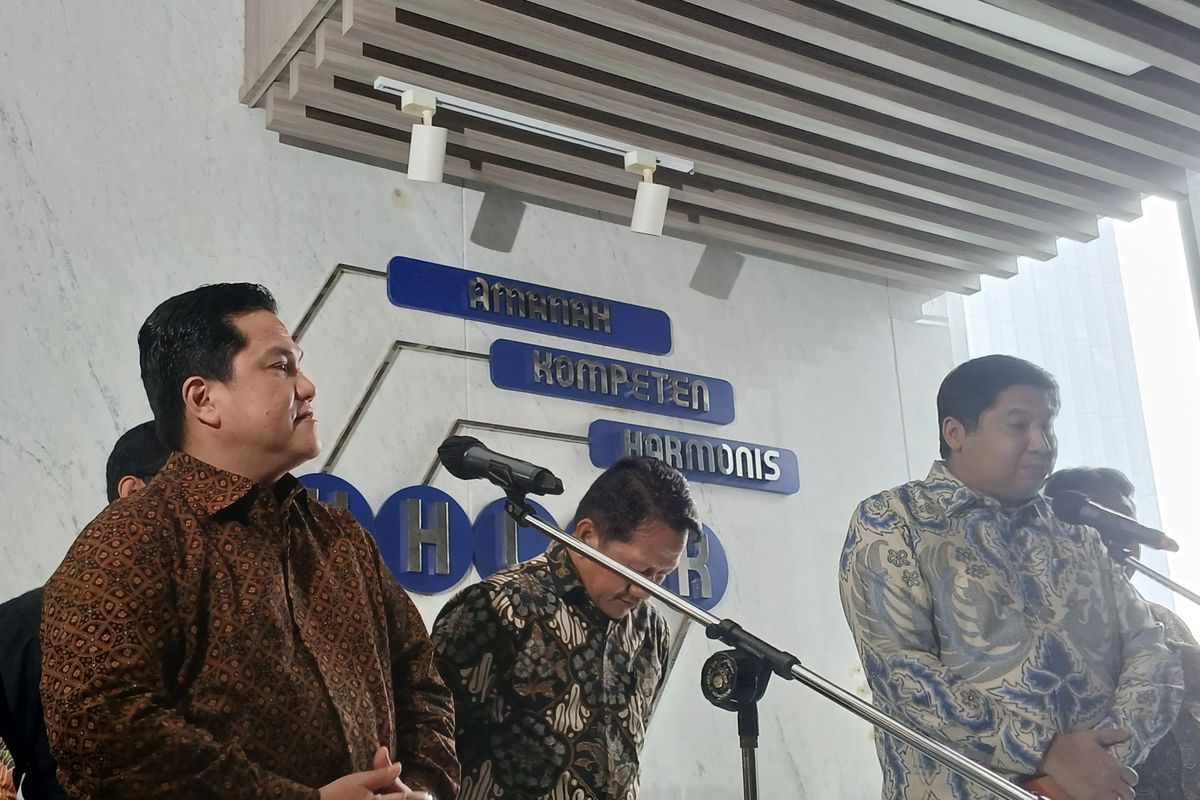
265, 85, 981, 292
288, 60, 1016, 275
1130, 0, 1200, 30
246, 0, 1200, 292
681, 0, 1200, 157
528, 0, 1198, 182
390, 0, 1147, 217
833, 0, 1200, 130
309, 27, 1060, 256
319, 19, 1099, 241
333, 7, 1108, 237
985, 0, 1200, 85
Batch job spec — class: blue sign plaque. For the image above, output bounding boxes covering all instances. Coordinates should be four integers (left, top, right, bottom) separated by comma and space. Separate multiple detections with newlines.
387, 256, 672, 354
490, 339, 735, 425
588, 419, 799, 495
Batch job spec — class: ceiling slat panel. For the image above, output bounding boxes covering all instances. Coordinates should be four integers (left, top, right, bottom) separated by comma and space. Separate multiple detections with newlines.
393, 0, 1148, 215
320, 17, 1100, 239
985, 0, 1200, 84
243, 0, 1200, 293
833, 0, 1200, 129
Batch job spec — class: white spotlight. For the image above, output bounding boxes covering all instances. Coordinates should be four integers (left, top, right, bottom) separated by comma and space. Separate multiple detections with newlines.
625, 150, 669, 236
400, 87, 447, 183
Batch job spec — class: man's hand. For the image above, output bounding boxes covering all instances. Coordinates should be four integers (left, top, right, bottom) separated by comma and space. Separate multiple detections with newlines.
318, 762, 408, 800
318, 748, 433, 800
1040, 728, 1138, 800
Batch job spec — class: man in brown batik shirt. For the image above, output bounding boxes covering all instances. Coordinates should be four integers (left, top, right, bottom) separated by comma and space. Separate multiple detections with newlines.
40, 283, 459, 800
432, 457, 699, 800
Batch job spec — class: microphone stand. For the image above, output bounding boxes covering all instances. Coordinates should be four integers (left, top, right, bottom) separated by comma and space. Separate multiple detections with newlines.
501, 491, 1046, 800
1104, 539, 1200, 607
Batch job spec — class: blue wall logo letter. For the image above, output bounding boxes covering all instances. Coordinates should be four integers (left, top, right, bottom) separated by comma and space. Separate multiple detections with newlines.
373, 485, 474, 593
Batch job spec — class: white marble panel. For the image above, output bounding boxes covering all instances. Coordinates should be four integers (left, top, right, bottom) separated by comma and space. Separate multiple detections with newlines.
0, 0, 465, 592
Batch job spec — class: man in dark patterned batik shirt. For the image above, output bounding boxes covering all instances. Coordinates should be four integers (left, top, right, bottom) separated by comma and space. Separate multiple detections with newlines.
1, 421, 168, 800
1045, 466, 1200, 800
40, 284, 459, 800
432, 457, 700, 800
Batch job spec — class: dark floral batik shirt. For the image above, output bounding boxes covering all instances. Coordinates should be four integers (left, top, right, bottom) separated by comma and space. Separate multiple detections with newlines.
1138, 602, 1200, 800
431, 541, 670, 800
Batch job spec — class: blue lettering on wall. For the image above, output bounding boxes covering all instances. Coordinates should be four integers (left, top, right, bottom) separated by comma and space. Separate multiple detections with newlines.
300, 472, 376, 529
490, 339, 735, 425
663, 524, 729, 612
472, 498, 557, 579
589, 419, 799, 495
372, 485, 474, 594
386, 256, 672, 354
298, 473, 729, 607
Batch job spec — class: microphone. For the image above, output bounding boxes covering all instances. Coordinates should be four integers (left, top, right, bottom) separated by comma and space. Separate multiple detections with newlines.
1051, 490, 1180, 552
437, 436, 564, 496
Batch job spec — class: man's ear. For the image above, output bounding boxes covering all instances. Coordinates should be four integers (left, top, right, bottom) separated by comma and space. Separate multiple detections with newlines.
182, 376, 220, 430
941, 415, 967, 454
116, 475, 147, 500
575, 517, 600, 547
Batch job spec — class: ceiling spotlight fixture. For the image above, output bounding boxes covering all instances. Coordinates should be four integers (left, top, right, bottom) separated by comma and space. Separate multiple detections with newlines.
374, 77, 692, 232
399, 87, 447, 183
626, 150, 669, 237
376, 76, 694, 174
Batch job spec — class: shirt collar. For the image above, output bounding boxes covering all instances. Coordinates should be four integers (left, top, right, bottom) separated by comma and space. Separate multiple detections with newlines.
925, 460, 1049, 523
544, 539, 612, 622
156, 451, 307, 518
546, 539, 587, 596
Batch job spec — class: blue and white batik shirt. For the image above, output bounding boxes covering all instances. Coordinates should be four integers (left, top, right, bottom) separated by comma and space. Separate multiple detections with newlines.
839, 461, 1183, 800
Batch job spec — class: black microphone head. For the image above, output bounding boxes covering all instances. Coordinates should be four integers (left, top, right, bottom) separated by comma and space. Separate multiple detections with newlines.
438, 435, 483, 480
1050, 489, 1089, 525
533, 471, 565, 496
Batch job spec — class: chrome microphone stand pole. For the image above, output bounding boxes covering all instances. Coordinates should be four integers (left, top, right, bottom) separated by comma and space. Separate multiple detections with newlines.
1105, 541, 1200, 607
502, 492, 1047, 800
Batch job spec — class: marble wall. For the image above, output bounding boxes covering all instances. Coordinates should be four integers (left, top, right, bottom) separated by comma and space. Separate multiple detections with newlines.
0, 2, 956, 797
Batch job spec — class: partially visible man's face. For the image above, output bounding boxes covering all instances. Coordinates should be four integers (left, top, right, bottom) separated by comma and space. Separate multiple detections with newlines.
944, 384, 1057, 505
1090, 487, 1140, 572
1090, 488, 1136, 520
575, 518, 686, 620
206, 310, 319, 481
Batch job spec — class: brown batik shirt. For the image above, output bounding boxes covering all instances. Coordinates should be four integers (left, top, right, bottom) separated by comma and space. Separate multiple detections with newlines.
431, 541, 670, 800
40, 452, 459, 800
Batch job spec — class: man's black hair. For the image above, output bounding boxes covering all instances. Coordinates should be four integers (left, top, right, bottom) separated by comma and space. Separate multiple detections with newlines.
937, 355, 1060, 458
1044, 467, 1135, 503
573, 457, 701, 543
105, 420, 171, 501
138, 283, 277, 449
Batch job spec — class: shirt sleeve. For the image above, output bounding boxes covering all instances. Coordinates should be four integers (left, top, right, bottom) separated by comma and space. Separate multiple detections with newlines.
0, 742, 16, 800
429, 583, 515, 771
39, 514, 320, 800
838, 496, 1059, 777
1090, 541, 1183, 766
375, 561, 461, 800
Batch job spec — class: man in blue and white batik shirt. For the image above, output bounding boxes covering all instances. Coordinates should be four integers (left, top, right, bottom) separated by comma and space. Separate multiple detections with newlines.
840, 355, 1182, 800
